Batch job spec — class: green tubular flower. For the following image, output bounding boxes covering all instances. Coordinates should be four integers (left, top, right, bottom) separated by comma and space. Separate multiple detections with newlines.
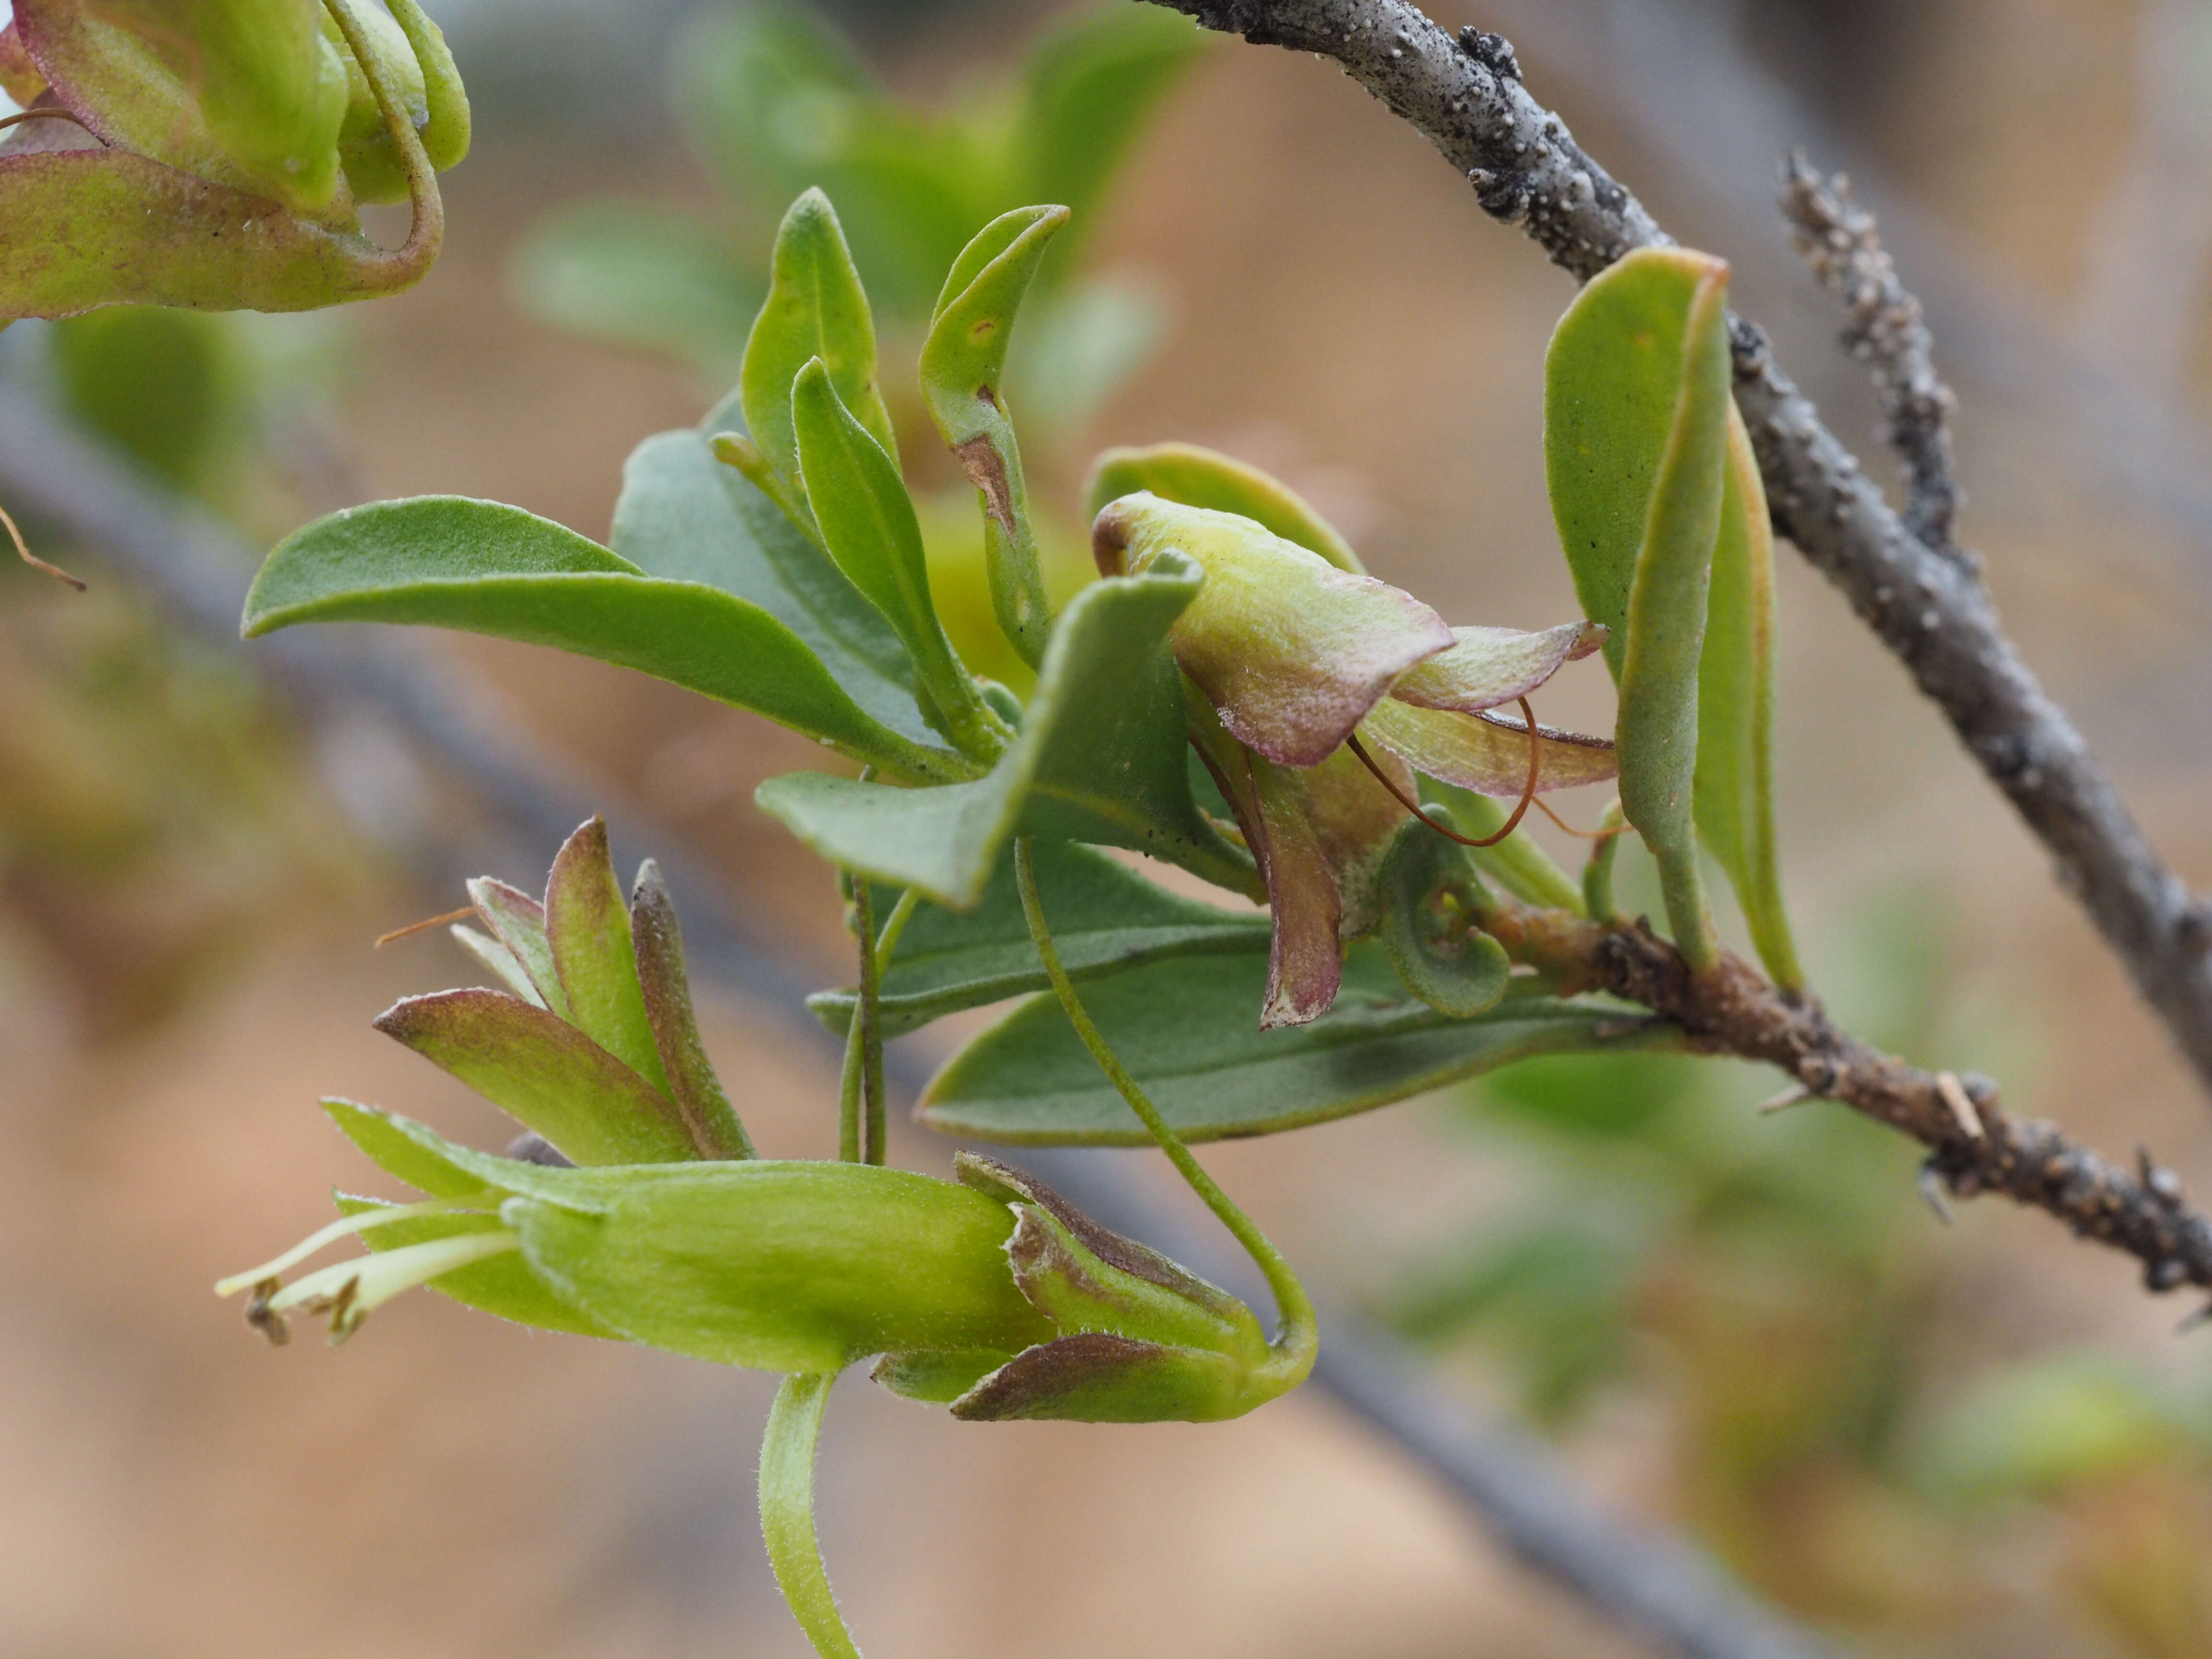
1094, 492, 1616, 1026
221, 820, 1315, 1658
0, 0, 469, 319
219, 817, 1306, 1424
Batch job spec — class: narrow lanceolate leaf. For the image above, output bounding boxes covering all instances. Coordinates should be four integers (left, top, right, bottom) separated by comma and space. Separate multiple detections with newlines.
1546, 246, 1733, 965
609, 426, 931, 747
373, 989, 697, 1166
792, 359, 1000, 758
1695, 410, 1803, 988
808, 840, 1268, 1039
739, 188, 895, 499
630, 860, 755, 1159
921, 204, 1069, 668
757, 553, 1255, 910
0, 151, 405, 320
543, 818, 673, 1097
1360, 700, 1618, 797
919, 948, 1670, 1145
242, 496, 972, 784
1085, 442, 1365, 573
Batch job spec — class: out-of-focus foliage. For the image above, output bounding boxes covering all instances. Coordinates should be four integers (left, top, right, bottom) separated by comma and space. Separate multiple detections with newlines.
513, 2, 1206, 447
0, 296, 361, 1039
0, 565, 364, 1036
1386, 878, 2210, 1655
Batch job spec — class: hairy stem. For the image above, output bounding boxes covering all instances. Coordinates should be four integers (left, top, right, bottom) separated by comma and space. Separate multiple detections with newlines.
759, 1373, 861, 1659
837, 877, 876, 1164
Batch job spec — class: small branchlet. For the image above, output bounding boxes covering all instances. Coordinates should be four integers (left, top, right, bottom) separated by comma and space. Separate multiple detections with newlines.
1482, 897, 2212, 1299
1777, 153, 1964, 562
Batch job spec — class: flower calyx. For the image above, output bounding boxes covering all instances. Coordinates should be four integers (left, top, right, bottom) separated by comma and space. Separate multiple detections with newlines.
1094, 490, 1615, 1026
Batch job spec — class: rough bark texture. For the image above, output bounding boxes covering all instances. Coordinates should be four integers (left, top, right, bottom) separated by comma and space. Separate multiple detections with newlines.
1148, 0, 2212, 1101
1483, 897, 2212, 1298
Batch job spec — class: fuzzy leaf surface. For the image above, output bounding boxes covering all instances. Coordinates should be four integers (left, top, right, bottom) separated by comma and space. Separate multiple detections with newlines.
242, 495, 967, 782
809, 840, 1267, 1037
920, 949, 1666, 1144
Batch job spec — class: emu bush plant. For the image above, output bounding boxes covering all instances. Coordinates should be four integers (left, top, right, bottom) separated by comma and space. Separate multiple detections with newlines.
9, 3, 2212, 1655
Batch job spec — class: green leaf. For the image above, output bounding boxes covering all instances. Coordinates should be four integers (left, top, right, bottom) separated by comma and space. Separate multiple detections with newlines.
809, 840, 1268, 1038
543, 817, 673, 1098
1695, 411, 1802, 987
610, 425, 932, 747
792, 358, 1002, 757
373, 989, 697, 1167
1545, 246, 1732, 965
242, 495, 971, 783
1016, 5, 1206, 256
509, 201, 758, 376
920, 947, 1669, 1145
739, 188, 895, 506
1086, 441, 1364, 574
922, 204, 1068, 668
756, 554, 1255, 909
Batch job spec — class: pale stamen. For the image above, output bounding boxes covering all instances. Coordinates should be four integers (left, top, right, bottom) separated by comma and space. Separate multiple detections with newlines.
215, 1197, 486, 1297
263, 1230, 522, 1345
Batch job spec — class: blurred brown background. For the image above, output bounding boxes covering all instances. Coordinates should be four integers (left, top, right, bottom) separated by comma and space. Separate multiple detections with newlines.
5, 1, 2212, 1655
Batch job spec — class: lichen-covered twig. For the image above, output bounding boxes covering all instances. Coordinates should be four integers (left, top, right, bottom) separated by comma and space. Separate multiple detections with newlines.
1777, 153, 1962, 558
1484, 897, 2212, 1305
1145, 0, 2212, 1105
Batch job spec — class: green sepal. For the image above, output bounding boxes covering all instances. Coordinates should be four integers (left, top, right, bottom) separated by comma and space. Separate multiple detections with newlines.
756, 553, 1255, 908
922, 204, 1069, 667
465, 877, 570, 1018
18, 0, 349, 216
808, 840, 1267, 1039
629, 860, 755, 1159
739, 188, 895, 517
1378, 818, 1511, 1018
372, 988, 697, 1167
543, 817, 674, 1098
324, 0, 425, 203
1416, 779, 1586, 916
241, 495, 973, 784
0, 151, 410, 320
920, 947, 1673, 1145
1085, 441, 1363, 573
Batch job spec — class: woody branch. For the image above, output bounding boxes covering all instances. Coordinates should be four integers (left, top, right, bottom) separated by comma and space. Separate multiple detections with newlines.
1142, 0, 2212, 1105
